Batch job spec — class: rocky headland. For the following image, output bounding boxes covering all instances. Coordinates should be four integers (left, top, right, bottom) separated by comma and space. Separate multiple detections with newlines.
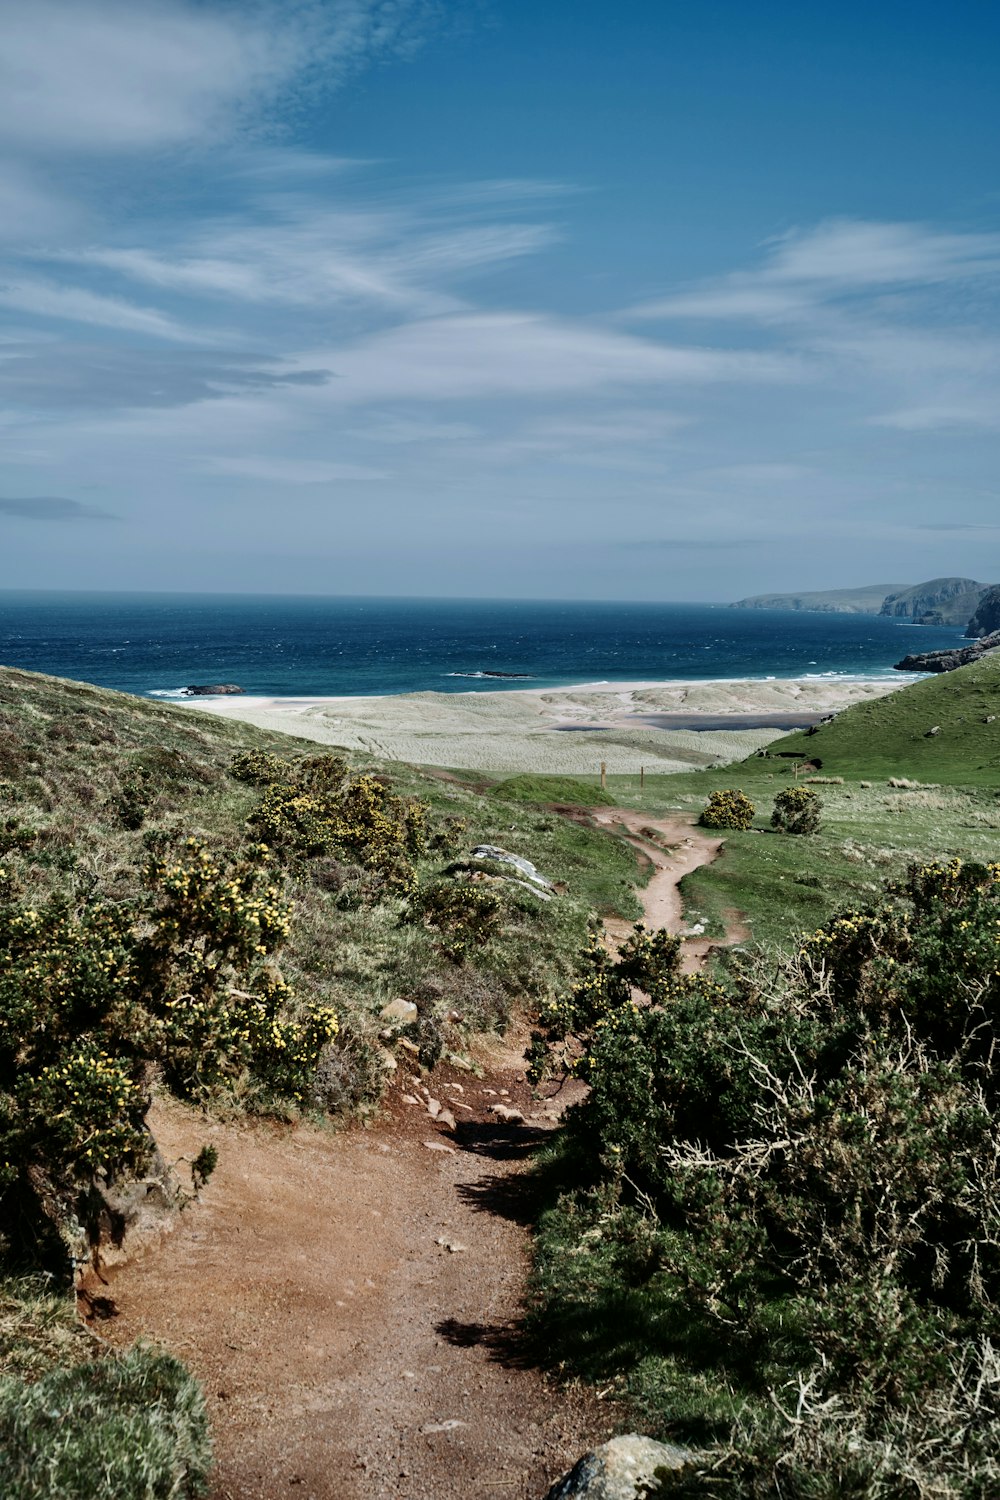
894, 631, 1000, 673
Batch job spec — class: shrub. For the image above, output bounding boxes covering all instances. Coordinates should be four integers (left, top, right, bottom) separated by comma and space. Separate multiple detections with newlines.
0, 1345, 211, 1499
228, 749, 291, 786
407, 877, 505, 962
771, 785, 822, 834
699, 789, 755, 831
0, 836, 338, 1261
530, 920, 689, 1083
539, 858, 1000, 1448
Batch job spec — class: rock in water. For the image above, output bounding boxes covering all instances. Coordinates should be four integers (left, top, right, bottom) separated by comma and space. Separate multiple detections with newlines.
894, 631, 1000, 673
181, 684, 245, 695
543, 1435, 693, 1499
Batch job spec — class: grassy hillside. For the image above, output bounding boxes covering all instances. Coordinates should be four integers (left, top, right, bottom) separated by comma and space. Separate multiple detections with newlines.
0, 663, 649, 1496
770, 652, 1000, 784
0, 660, 641, 1255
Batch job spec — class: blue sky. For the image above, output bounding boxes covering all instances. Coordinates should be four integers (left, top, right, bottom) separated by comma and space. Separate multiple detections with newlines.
1, 0, 999, 599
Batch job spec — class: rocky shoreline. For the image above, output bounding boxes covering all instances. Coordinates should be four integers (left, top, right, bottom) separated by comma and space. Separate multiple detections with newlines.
894, 631, 1000, 674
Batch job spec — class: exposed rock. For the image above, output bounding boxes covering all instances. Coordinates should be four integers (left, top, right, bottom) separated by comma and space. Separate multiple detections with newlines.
968, 586, 1000, 638
894, 632, 1000, 673
181, 684, 245, 695
503, 877, 554, 901
421, 1140, 455, 1155
470, 845, 554, 889
880, 577, 989, 626
488, 1103, 525, 1125
380, 998, 419, 1025
543, 1434, 693, 1499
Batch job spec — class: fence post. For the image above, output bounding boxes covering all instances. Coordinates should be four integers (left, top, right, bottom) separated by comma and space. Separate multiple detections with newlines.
600, 761, 607, 791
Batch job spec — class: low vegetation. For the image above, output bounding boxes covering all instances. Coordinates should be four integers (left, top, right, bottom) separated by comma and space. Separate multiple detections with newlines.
530, 857, 1000, 1494
0, 663, 640, 1498
9, 651, 1000, 1497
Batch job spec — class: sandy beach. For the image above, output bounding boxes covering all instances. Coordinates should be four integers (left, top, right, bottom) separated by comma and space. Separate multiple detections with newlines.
183, 675, 904, 776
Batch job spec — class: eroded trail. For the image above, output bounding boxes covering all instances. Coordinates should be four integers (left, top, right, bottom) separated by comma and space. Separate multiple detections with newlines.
96, 811, 740, 1500
586, 808, 748, 969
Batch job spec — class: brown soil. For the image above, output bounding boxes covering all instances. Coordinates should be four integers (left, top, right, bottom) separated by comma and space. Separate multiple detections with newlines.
90, 811, 742, 1500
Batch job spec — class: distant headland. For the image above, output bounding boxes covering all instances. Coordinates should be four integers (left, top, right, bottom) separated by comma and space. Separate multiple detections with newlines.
731, 576, 995, 630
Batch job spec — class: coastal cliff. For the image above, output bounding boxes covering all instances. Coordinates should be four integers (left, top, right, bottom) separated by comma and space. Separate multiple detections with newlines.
967, 586, 1000, 639
730, 583, 907, 614
894, 631, 1000, 673
879, 577, 987, 626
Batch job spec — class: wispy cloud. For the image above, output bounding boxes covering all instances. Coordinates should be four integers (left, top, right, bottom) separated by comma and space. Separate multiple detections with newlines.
0, 276, 197, 340
0, 495, 116, 521
292, 313, 800, 404
205, 456, 386, 483
627, 219, 1000, 435
632, 219, 1000, 322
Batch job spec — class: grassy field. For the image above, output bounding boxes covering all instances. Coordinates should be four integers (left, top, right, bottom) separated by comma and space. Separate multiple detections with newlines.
467, 658, 1000, 949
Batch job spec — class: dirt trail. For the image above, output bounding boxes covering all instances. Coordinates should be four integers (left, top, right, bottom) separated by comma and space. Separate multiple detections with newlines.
585, 808, 748, 969
94, 811, 741, 1500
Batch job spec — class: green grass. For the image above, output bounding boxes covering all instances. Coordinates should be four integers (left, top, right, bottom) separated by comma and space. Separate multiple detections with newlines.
0, 1278, 210, 1500
0, 1344, 211, 1500
488, 772, 616, 807
768, 653, 1000, 785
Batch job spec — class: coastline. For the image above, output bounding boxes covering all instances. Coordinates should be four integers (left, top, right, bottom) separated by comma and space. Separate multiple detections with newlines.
183, 674, 904, 776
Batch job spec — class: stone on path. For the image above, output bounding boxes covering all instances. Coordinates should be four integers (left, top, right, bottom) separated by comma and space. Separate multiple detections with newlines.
543, 1435, 693, 1500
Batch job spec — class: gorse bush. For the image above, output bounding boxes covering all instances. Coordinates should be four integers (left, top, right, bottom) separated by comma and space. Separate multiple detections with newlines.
239, 753, 435, 894
534, 858, 1000, 1473
771, 785, 822, 834
406, 876, 505, 962
699, 789, 755, 830
529, 920, 687, 1083
0, 836, 337, 1263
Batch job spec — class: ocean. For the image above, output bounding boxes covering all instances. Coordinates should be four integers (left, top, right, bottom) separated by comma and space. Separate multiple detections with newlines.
0, 592, 965, 700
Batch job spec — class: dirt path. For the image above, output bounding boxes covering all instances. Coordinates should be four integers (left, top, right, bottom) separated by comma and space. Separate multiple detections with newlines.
94, 811, 740, 1500
586, 808, 748, 970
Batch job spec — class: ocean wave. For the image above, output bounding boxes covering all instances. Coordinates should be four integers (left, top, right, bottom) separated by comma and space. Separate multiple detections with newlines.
444, 671, 536, 680
148, 688, 192, 699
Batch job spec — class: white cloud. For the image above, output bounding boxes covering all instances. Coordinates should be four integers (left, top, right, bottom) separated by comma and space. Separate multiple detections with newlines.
633, 219, 1000, 322
0, 0, 434, 155
296, 312, 800, 403
0, 275, 195, 339
763, 219, 1000, 288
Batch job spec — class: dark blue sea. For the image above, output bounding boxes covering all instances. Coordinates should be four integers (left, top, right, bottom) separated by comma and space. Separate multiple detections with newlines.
0, 592, 965, 700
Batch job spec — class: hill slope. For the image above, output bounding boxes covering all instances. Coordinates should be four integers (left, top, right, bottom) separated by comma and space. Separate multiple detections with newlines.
730, 583, 906, 614
765, 652, 1000, 783
879, 576, 988, 626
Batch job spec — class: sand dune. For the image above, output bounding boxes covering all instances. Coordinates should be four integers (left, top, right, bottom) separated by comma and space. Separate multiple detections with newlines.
184, 675, 903, 776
